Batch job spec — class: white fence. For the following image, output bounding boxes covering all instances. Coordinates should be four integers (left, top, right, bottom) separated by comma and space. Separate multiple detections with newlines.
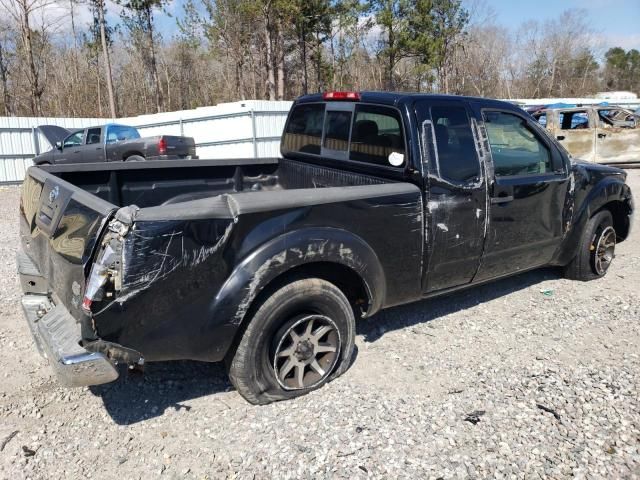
0, 116, 105, 184
3, 96, 639, 184
0, 100, 292, 184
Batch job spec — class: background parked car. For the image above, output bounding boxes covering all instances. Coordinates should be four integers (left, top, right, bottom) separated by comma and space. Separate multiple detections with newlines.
532, 106, 640, 164
33, 123, 198, 165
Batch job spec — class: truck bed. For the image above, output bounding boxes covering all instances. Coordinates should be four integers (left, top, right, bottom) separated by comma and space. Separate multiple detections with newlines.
43, 158, 387, 208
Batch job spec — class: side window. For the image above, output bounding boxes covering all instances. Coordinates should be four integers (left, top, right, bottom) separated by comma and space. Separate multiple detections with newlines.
558, 110, 590, 130
86, 128, 101, 145
323, 110, 352, 152
63, 131, 84, 148
282, 104, 326, 155
598, 108, 636, 128
483, 111, 552, 177
533, 112, 547, 127
106, 125, 141, 144
430, 105, 480, 183
350, 105, 405, 166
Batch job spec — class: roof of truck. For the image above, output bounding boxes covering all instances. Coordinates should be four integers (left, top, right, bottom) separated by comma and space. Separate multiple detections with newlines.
296, 91, 521, 111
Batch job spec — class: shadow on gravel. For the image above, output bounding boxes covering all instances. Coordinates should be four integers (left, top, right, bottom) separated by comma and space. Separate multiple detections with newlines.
90, 268, 558, 424
90, 360, 233, 425
358, 267, 561, 343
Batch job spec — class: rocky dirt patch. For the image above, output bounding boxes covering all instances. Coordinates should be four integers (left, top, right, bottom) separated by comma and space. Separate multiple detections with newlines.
1, 173, 639, 479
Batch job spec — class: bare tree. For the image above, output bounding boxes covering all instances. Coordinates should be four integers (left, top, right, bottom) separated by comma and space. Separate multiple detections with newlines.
0, 20, 13, 115
0, 0, 56, 114
94, 0, 117, 117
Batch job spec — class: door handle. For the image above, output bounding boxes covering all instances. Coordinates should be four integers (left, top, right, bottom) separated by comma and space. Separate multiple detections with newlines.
491, 195, 514, 204
598, 133, 607, 138
556, 135, 565, 140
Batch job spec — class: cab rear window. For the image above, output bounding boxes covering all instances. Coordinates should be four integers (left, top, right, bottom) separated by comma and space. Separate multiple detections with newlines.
282, 103, 406, 167
281, 104, 325, 155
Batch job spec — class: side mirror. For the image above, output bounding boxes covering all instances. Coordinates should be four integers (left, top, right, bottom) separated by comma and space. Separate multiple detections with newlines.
55, 141, 62, 150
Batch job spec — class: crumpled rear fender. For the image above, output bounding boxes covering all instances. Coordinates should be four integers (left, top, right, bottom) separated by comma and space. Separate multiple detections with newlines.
209, 227, 386, 331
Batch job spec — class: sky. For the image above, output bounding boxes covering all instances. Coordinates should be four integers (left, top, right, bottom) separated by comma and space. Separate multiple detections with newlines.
486, 0, 640, 53
5, 0, 639, 55
152, 0, 640, 54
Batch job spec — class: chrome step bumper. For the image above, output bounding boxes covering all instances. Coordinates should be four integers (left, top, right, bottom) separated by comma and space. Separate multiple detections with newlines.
18, 252, 119, 387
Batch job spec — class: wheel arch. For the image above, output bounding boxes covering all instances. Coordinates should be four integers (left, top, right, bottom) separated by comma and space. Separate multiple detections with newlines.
123, 151, 144, 161
210, 228, 386, 350
597, 199, 632, 242
557, 177, 632, 266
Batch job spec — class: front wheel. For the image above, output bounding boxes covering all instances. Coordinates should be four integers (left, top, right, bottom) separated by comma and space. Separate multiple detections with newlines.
227, 278, 355, 405
564, 210, 616, 281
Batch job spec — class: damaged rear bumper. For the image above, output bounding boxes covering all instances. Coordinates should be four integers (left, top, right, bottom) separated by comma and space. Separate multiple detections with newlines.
21, 296, 119, 387
18, 252, 119, 387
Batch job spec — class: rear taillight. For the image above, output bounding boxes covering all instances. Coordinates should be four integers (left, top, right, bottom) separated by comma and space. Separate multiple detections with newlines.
158, 136, 167, 155
82, 242, 120, 313
323, 91, 360, 101
82, 231, 122, 313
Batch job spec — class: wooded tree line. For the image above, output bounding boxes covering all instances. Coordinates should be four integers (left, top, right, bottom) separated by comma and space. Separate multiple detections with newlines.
0, 0, 638, 118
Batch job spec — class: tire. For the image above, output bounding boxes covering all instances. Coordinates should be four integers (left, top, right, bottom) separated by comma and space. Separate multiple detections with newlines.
564, 210, 616, 281
227, 278, 356, 405
125, 155, 145, 162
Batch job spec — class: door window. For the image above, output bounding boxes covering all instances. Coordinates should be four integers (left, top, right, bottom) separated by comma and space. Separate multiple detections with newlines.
533, 112, 547, 127
558, 111, 590, 130
63, 131, 84, 148
86, 128, 101, 144
430, 105, 480, 183
483, 111, 552, 177
597, 108, 637, 128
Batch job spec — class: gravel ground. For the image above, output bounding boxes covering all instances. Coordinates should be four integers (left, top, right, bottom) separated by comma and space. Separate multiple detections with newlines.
1, 172, 639, 479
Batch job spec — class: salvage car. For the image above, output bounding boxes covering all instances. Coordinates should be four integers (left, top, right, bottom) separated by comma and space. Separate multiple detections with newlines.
33, 124, 197, 165
532, 106, 640, 164
17, 92, 633, 404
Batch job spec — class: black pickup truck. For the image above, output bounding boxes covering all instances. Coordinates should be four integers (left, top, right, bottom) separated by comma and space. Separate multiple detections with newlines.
33, 123, 197, 165
17, 92, 633, 404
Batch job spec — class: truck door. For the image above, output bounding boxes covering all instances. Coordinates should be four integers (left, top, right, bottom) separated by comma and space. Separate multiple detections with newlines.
414, 99, 488, 293
473, 107, 570, 281
594, 107, 640, 164
56, 130, 86, 164
553, 109, 596, 162
81, 127, 106, 162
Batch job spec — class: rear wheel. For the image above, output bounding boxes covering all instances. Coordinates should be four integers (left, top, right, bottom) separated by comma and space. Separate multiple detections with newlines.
125, 155, 145, 162
227, 278, 355, 405
564, 210, 616, 281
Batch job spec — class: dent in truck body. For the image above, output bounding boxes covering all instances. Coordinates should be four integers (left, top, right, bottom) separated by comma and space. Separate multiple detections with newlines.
551, 160, 633, 266
20, 175, 113, 321
91, 182, 423, 363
